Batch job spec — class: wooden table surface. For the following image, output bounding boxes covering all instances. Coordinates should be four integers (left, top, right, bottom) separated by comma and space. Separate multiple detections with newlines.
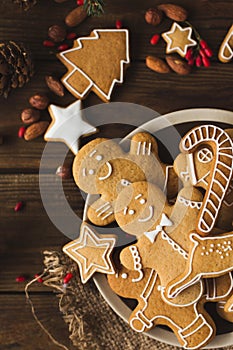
0, 0, 232, 349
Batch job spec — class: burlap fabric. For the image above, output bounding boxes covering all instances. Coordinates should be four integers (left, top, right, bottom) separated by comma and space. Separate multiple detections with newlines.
42, 251, 233, 350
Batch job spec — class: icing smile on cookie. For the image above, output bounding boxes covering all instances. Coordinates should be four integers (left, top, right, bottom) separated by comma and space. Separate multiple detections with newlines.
138, 205, 154, 222
98, 161, 113, 181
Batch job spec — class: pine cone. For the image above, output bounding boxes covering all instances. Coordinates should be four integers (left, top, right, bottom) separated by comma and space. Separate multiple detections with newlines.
13, 0, 37, 11
0, 41, 34, 98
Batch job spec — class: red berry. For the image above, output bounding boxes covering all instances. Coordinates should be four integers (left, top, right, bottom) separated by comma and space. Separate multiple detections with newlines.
116, 20, 123, 29
66, 32, 77, 40
77, 0, 84, 5
202, 56, 211, 67
34, 274, 43, 283
43, 40, 55, 48
204, 47, 213, 58
199, 48, 207, 58
185, 48, 193, 61
150, 34, 160, 45
18, 126, 26, 138
16, 276, 26, 283
14, 201, 24, 212
200, 40, 208, 49
188, 58, 195, 66
57, 44, 69, 52
63, 273, 73, 284
195, 55, 202, 67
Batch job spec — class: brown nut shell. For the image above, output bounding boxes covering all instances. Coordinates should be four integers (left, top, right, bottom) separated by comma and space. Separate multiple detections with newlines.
24, 121, 49, 141
65, 6, 88, 27
166, 55, 191, 75
145, 8, 163, 26
21, 108, 40, 124
158, 3, 188, 22
146, 56, 170, 73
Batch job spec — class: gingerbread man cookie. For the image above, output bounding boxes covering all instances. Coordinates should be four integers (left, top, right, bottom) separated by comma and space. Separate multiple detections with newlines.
115, 181, 204, 306
73, 132, 178, 227
108, 266, 215, 349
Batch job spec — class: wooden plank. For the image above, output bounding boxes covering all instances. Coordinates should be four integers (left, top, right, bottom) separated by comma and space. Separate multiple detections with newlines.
0, 59, 232, 171
0, 293, 76, 350
0, 0, 232, 61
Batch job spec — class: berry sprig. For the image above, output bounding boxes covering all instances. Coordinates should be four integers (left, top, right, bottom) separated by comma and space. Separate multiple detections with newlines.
43, 24, 77, 52
184, 21, 213, 68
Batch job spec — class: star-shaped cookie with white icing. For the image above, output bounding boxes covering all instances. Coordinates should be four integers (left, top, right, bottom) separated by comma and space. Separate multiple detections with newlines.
44, 100, 97, 155
162, 22, 197, 57
63, 222, 116, 283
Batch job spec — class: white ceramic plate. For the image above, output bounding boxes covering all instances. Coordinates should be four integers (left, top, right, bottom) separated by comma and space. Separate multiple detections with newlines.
84, 108, 233, 349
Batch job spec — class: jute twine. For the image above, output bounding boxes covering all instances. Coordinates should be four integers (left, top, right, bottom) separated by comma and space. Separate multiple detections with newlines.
25, 251, 233, 350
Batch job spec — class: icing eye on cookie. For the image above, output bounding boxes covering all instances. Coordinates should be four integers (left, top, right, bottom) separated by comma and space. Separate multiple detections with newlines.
121, 179, 131, 187
123, 207, 135, 216
135, 194, 147, 205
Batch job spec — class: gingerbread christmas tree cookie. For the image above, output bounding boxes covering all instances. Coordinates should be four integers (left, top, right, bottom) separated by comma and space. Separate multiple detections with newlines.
162, 22, 197, 57
58, 29, 130, 102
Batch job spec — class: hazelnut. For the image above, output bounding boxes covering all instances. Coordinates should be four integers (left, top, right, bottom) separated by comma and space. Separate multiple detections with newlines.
29, 94, 49, 110
48, 24, 67, 43
145, 8, 163, 26
21, 108, 40, 124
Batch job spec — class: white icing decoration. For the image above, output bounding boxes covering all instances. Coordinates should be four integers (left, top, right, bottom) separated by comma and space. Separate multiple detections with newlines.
129, 209, 135, 215
121, 179, 131, 187
95, 202, 113, 221
121, 273, 128, 279
182, 125, 233, 235
45, 100, 97, 155
136, 141, 152, 155
98, 161, 112, 181
138, 205, 154, 223
162, 22, 197, 56
96, 155, 103, 161
62, 223, 115, 284
89, 149, 97, 157
197, 148, 213, 163
180, 167, 190, 182
129, 246, 144, 283
178, 196, 202, 210
144, 213, 173, 244
82, 168, 86, 177
89, 169, 95, 175
135, 194, 142, 200
140, 198, 146, 205
59, 29, 130, 101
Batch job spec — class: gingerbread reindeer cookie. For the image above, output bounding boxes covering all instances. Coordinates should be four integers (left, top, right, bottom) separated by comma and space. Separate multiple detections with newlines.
179, 125, 233, 235
73, 132, 178, 227
167, 231, 233, 300
115, 181, 204, 306
108, 266, 215, 349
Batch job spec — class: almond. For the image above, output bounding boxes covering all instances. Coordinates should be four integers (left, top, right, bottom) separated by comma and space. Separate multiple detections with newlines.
165, 55, 191, 75
21, 108, 40, 124
146, 56, 170, 74
65, 6, 88, 27
45, 75, 65, 97
24, 121, 49, 141
158, 4, 188, 22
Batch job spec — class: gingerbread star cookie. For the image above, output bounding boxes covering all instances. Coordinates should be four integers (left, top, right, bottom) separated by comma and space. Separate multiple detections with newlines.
162, 22, 197, 57
63, 222, 116, 283
58, 29, 130, 102
45, 100, 97, 155
218, 24, 233, 63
